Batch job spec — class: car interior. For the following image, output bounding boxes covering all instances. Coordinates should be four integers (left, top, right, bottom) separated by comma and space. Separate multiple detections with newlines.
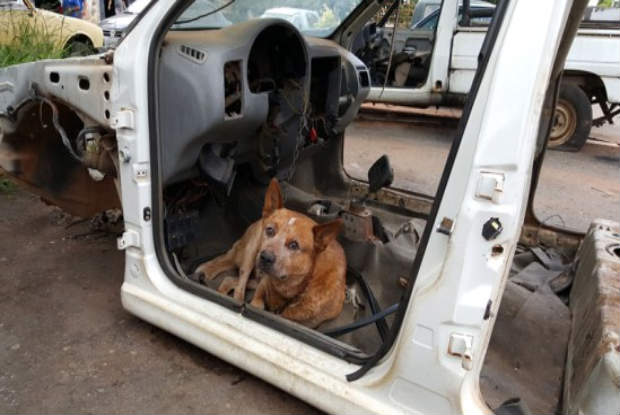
153, 14, 434, 357
149, 1, 604, 412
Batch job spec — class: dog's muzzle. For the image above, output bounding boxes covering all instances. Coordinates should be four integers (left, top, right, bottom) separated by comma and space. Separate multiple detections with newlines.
258, 250, 276, 271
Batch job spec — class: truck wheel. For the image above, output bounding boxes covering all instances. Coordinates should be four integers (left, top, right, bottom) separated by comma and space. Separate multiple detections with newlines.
548, 83, 592, 151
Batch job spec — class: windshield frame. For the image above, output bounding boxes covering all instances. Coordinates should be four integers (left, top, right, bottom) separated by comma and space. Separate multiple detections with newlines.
126, 0, 151, 15
168, 0, 370, 39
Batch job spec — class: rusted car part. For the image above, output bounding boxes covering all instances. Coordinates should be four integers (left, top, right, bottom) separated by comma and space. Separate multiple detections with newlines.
349, 180, 433, 217
0, 56, 120, 217
481, 220, 620, 414
0, 99, 119, 217
563, 219, 620, 414
481, 244, 572, 414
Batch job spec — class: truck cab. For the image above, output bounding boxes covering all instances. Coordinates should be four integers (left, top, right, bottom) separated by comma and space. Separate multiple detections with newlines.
355, 1, 620, 151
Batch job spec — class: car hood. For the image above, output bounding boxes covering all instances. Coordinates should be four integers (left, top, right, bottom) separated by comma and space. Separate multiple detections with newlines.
34, 8, 104, 47
100, 14, 136, 32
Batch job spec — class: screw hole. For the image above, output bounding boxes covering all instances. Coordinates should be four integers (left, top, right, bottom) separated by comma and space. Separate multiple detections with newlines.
103, 72, 110, 82
104, 90, 110, 101
104, 110, 110, 119
49, 72, 60, 83
491, 245, 504, 256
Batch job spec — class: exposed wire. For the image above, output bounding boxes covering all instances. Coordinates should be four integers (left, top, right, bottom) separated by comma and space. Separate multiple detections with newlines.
541, 214, 566, 228
38, 97, 83, 162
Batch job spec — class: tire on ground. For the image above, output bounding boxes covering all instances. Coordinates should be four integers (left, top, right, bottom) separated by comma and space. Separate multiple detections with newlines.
66, 38, 95, 57
548, 83, 592, 152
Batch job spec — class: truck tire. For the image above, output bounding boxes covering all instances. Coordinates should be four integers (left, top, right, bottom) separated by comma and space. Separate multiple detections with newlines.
548, 83, 592, 151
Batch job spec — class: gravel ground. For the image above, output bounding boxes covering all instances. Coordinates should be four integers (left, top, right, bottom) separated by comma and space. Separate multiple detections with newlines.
0, 109, 617, 413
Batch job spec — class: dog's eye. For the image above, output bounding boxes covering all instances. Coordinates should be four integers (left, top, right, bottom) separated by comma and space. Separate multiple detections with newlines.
265, 226, 275, 237
287, 240, 300, 251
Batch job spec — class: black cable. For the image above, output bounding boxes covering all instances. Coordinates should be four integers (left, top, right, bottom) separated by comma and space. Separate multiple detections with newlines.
346, 267, 390, 341
175, 0, 235, 25
323, 303, 399, 338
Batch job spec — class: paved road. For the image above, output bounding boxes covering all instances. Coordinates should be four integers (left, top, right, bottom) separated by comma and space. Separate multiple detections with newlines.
347, 108, 619, 230
0, 110, 617, 413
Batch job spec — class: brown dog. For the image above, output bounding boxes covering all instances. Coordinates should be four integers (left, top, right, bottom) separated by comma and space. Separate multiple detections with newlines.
195, 179, 346, 328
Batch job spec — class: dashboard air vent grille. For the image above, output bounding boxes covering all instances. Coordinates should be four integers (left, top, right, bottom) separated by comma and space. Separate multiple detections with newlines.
178, 45, 207, 64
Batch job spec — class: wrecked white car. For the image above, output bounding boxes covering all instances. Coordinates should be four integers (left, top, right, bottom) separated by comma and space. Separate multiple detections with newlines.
0, 0, 618, 413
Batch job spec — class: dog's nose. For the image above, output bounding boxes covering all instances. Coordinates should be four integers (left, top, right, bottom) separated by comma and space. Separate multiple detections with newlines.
259, 250, 275, 267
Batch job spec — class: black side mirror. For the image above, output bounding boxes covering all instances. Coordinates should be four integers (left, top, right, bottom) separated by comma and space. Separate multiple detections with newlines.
368, 155, 394, 194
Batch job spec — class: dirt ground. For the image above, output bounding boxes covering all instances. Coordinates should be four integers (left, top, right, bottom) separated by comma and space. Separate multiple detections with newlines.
0, 112, 618, 413
0, 191, 319, 414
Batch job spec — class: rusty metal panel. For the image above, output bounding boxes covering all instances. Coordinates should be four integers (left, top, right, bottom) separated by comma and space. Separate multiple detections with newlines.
564, 219, 620, 414
1, 101, 119, 218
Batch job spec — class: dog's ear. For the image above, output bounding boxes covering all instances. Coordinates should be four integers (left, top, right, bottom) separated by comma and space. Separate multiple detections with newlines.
262, 178, 283, 218
313, 219, 343, 252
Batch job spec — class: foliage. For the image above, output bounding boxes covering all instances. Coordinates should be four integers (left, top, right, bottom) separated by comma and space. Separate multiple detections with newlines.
597, 0, 613, 7
374, 0, 418, 28
316, 5, 339, 28
0, 176, 16, 194
0, 11, 66, 68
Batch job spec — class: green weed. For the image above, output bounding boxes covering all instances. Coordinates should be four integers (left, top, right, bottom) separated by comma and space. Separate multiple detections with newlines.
0, 10, 67, 68
0, 177, 17, 194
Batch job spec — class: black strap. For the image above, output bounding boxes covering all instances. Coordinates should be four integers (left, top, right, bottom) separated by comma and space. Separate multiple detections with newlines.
322, 267, 394, 340
323, 303, 399, 337
347, 267, 390, 341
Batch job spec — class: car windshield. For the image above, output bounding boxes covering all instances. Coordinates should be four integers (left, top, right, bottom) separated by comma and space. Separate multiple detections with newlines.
171, 0, 364, 37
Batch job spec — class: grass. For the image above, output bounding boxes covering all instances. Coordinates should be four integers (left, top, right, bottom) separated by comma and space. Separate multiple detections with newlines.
0, 11, 67, 68
0, 176, 17, 194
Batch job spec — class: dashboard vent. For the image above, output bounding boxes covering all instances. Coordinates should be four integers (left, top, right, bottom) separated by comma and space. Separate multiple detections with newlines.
178, 45, 207, 64
358, 70, 370, 88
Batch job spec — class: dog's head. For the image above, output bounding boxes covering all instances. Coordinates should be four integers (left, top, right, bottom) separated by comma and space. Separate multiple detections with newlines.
257, 179, 342, 282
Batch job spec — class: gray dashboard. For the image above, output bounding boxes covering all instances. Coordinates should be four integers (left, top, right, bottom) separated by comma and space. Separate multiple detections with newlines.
157, 19, 370, 186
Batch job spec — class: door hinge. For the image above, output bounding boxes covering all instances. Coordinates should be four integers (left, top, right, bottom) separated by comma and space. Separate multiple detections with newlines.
111, 109, 135, 131
475, 171, 505, 203
117, 230, 140, 250
448, 333, 474, 371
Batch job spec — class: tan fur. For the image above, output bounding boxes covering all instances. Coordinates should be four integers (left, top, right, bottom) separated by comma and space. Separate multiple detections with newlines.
195, 179, 346, 328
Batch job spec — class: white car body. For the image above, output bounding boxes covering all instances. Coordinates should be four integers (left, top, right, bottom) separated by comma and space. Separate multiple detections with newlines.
111, 1, 578, 413
2, 0, 617, 414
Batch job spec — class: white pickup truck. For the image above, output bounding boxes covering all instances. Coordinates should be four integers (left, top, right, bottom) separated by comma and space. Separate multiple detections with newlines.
354, 2, 620, 151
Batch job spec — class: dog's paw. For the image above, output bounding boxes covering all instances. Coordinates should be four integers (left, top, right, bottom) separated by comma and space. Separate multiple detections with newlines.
250, 298, 265, 310
194, 262, 220, 280
217, 277, 238, 296
187, 271, 206, 285
233, 287, 245, 302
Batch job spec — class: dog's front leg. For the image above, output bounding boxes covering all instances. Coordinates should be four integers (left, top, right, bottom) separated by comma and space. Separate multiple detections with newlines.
233, 265, 254, 302
194, 250, 235, 281
249, 278, 268, 310
232, 222, 263, 302
281, 299, 320, 328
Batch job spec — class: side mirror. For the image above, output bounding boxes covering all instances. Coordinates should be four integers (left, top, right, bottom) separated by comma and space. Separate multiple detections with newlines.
368, 155, 394, 194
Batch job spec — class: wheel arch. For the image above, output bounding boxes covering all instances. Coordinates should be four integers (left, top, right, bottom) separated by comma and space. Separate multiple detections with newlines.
63, 32, 95, 50
561, 69, 607, 103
